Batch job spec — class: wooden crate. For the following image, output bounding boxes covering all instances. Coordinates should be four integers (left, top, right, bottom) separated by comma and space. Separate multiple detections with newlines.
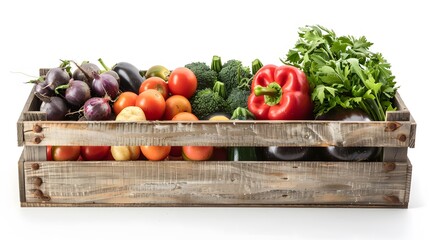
16, 69, 416, 208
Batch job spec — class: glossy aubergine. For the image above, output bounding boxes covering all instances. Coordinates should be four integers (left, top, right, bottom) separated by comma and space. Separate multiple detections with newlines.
229, 147, 258, 161
112, 62, 145, 94
316, 107, 381, 161
257, 146, 312, 161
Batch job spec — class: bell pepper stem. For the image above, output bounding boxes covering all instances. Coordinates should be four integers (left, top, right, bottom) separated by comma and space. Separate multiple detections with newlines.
254, 86, 278, 96
254, 82, 282, 106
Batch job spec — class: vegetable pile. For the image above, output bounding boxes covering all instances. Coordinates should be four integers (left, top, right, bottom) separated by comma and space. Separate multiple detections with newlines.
33, 25, 399, 162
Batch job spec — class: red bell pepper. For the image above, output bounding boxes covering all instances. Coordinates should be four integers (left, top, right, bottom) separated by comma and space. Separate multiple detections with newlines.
247, 64, 312, 120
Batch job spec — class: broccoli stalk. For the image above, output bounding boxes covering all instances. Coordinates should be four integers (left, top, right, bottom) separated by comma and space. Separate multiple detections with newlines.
252, 59, 263, 75
211, 55, 222, 73
213, 81, 226, 99
231, 107, 255, 120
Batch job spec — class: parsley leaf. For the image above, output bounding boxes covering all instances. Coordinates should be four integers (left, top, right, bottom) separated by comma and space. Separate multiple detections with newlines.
283, 25, 398, 120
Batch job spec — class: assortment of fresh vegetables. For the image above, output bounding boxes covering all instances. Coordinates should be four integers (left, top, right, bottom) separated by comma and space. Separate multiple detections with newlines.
36, 25, 398, 162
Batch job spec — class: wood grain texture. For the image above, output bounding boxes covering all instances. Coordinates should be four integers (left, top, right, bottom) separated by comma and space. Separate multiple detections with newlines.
21, 120, 412, 147
18, 153, 26, 203
24, 146, 47, 161
17, 85, 44, 146
22, 160, 411, 207
382, 102, 412, 162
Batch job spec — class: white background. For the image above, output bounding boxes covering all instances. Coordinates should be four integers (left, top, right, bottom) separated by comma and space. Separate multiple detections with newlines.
1, 0, 427, 239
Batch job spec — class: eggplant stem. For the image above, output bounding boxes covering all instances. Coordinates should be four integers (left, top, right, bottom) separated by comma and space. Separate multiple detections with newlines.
98, 58, 111, 71
34, 92, 51, 103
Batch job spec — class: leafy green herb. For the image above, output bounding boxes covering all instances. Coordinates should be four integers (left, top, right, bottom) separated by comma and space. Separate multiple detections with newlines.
282, 25, 397, 121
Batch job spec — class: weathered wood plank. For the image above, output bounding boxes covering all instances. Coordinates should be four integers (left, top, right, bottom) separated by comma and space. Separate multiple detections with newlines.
20, 202, 408, 208
382, 103, 412, 162
18, 153, 26, 203
24, 146, 47, 161
23, 160, 411, 207
21, 120, 412, 147
17, 85, 44, 146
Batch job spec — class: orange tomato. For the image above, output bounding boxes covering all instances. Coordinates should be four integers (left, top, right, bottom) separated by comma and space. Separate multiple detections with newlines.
113, 92, 138, 116
182, 146, 214, 161
135, 89, 166, 120
140, 146, 171, 161
163, 95, 192, 120
171, 112, 199, 121
139, 77, 169, 99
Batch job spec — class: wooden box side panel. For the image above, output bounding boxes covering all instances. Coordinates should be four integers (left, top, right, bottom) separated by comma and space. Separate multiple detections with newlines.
21, 120, 413, 147
17, 83, 416, 148
23, 161, 411, 207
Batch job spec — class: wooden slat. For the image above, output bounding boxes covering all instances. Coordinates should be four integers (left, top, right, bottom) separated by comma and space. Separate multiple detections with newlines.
22, 160, 411, 207
21, 120, 412, 147
17, 85, 44, 146
382, 101, 412, 162
18, 153, 26, 203
24, 146, 47, 161
20, 202, 408, 208
409, 115, 417, 148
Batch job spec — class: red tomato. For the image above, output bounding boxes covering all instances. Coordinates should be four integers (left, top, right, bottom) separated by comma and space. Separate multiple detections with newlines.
211, 147, 228, 161
81, 146, 111, 161
169, 146, 182, 158
52, 146, 81, 161
139, 77, 169, 99
113, 92, 138, 116
182, 146, 214, 161
46, 146, 52, 161
135, 89, 166, 120
168, 67, 197, 99
140, 146, 171, 161
105, 150, 115, 161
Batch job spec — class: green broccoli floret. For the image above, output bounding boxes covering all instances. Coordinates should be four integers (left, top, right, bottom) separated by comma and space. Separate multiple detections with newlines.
226, 88, 250, 115
185, 62, 218, 91
191, 82, 227, 120
222, 59, 242, 69
218, 60, 252, 96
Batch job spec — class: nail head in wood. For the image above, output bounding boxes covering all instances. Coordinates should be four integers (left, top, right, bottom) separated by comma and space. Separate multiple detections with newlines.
398, 134, 407, 142
33, 189, 51, 201
383, 162, 396, 172
31, 163, 39, 170
33, 124, 43, 133
33, 137, 42, 144
383, 195, 400, 203
33, 189, 43, 198
385, 122, 401, 132
33, 177, 43, 187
